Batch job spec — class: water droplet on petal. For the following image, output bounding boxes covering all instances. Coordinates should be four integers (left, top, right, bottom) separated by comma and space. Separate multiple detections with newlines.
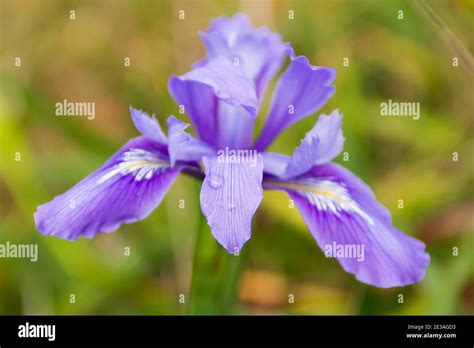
208, 174, 224, 189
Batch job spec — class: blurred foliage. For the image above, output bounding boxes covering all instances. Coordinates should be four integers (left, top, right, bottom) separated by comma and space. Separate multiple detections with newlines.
0, 0, 473, 315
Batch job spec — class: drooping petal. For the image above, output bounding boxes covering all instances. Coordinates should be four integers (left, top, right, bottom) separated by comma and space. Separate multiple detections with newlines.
130, 106, 167, 145
168, 58, 258, 149
34, 137, 180, 240
195, 13, 286, 99
166, 115, 215, 166
263, 163, 430, 288
254, 46, 336, 151
200, 153, 263, 253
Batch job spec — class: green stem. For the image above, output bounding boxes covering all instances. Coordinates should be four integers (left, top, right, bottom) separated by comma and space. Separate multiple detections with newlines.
186, 207, 246, 314
220, 252, 245, 313
183, 165, 246, 314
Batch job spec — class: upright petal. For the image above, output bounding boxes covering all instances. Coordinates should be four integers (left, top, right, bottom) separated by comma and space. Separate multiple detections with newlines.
130, 106, 167, 145
34, 137, 180, 240
207, 12, 252, 39
166, 115, 215, 166
263, 163, 430, 288
261, 110, 343, 179
261, 151, 290, 178
200, 153, 263, 253
214, 101, 255, 150
254, 46, 336, 151
168, 58, 258, 149
284, 110, 344, 178
196, 13, 286, 99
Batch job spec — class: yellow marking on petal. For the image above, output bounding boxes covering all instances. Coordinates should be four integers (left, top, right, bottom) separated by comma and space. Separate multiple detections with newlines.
96, 149, 169, 184
264, 180, 351, 205
264, 179, 374, 225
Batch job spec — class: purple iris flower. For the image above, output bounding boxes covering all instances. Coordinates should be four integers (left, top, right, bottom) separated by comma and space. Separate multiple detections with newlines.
34, 14, 429, 288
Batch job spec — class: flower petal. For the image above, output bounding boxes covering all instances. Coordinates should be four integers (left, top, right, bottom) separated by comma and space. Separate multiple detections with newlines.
263, 163, 430, 288
214, 101, 255, 150
261, 110, 343, 179
254, 46, 336, 151
284, 110, 344, 178
200, 154, 263, 253
166, 115, 215, 166
168, 58, 258, 149
196, 13, 286, 99
34, 137, 180, 240
261, 151, 290, 178
207, 12, 252, 38
130, 106, 167, 145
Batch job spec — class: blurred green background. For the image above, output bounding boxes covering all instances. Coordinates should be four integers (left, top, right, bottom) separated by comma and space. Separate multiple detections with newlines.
0, 0, 473, 315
